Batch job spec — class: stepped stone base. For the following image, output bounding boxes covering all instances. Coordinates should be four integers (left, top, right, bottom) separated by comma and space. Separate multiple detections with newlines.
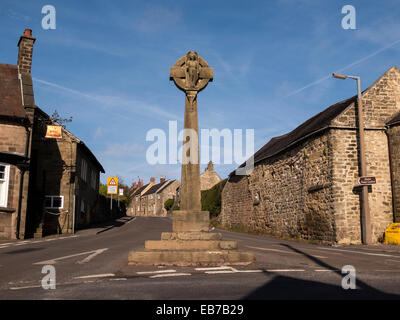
128, 210, 255, 266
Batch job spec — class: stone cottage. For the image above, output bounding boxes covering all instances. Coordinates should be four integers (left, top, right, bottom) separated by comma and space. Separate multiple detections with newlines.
128, 178, 179, 216
200, 161, 222, 191
221, 66, 400, 244
0, 29, 105, 239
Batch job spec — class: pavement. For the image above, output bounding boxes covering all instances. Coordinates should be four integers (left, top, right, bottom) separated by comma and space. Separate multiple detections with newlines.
0, 216, 399, 300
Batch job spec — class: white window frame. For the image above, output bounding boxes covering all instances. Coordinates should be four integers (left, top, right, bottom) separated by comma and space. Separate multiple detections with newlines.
45, 195, 64, 209
0, 164, 10, 207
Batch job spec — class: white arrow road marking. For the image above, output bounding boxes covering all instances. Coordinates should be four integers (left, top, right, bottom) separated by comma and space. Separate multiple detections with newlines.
33, 248, 108, 265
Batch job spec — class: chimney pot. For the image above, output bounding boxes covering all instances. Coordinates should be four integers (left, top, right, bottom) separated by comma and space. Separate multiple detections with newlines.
24, 29, 32, 37
150, 177, 156, 183
160, 178, 166, 184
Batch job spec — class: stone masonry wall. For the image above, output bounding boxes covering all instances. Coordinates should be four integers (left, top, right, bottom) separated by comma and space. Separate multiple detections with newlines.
221, 133, 336, 243
387, 125, 400, 222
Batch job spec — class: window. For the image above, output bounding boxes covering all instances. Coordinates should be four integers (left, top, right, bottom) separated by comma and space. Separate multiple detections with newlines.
157, 194, 161, 200
45, 196, 64, 209
81, 199, 85, 213
81, 159, 87, 182
150, 194, 153, 199
0, 164, 10, 207
91, 169, 97, 189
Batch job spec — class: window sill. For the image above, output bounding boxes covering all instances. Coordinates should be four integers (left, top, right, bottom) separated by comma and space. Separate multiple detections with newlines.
0, 207, 16, 213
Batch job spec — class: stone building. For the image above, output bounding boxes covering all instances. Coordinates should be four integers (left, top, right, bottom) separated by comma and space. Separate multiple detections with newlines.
128, 178, 179, 216
0, 29, 105, 239
200, 161, 222, 191
221, 66, 400, 244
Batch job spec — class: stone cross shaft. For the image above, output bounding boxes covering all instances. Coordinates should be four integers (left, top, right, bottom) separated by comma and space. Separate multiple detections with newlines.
170, 52, 213, 211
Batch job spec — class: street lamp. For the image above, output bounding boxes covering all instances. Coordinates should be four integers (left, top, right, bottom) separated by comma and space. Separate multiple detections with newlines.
333, 73, 372, 245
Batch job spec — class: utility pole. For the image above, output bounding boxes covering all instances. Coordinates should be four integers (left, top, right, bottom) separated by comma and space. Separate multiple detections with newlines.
333, 73, 372, 244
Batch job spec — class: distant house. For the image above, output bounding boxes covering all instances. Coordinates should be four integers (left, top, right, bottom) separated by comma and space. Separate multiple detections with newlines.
128, 178, 179, 216
0, 29, 105, 239
200, 161, 222, 191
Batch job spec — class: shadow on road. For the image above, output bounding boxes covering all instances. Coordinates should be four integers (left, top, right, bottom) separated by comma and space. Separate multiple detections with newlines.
243, 243, 400, 300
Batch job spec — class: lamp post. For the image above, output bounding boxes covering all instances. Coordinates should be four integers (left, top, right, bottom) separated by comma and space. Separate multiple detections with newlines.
333, 73, 372, 245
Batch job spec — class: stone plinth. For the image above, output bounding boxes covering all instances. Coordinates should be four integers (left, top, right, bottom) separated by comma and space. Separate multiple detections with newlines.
128, 210, 255, 266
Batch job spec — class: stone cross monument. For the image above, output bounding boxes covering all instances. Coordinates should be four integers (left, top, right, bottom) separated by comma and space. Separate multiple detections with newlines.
169, 51, 213, 211
128, 52, 254, 266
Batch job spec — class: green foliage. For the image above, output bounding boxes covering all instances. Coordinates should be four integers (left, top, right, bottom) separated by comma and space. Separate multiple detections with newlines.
201, 179, 227, 218
164, 198, 175, 211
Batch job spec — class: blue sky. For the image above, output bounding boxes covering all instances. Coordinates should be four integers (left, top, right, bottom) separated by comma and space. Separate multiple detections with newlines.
1, 0, 399, 185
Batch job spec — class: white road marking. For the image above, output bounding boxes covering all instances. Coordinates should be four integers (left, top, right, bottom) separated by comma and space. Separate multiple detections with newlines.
246, 246, 327, 258
317, 247, 400, 258
137, 269, 176, 275
266, 269, 305, 272
10, 285, 42, 290
126, 217, 136, 224
33, 248, 108, 265
195, 266, 231, 271
150, 273, 191, 278
205, 270, 236, 274
74, 273, 115, 279
76, 248, 108, 264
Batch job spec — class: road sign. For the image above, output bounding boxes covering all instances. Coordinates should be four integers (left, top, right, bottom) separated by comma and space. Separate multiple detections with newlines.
357, 176, 376, 186
119, 188, 124, 196
107, 177, 118, 195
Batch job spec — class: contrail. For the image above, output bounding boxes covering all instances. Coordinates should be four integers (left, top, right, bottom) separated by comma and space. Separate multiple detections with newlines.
286, 38, 400, 97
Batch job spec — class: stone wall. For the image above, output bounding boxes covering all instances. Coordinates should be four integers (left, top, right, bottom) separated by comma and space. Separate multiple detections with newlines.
387, 125, 400, 222
221, 133, 336, 243
0, 121, 28, 239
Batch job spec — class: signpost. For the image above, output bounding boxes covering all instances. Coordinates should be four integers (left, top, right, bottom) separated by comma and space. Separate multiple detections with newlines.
107, 177, 118, 210
357, 176, 376, 186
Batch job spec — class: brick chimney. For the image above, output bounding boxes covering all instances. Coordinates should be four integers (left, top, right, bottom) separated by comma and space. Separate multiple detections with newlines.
17, 29, 36, 74
160, 177, 166, 184
138, 179, 143, 188
150, 177, 156, 184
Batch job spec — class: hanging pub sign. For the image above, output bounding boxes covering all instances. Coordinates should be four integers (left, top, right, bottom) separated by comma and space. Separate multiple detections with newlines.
45, 125, 62, 139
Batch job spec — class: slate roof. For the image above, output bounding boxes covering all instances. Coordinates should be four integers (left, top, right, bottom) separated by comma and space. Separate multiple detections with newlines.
132, 183, 150, 196
386, 112, 400, 126
156, 180, 176, 193
0, 64, 26, 119
231, 94, 358, 176
143, 180, 170, 196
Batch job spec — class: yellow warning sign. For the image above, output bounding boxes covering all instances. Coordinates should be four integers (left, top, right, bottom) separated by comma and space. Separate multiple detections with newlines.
384, 223, 400, 245
107, 177, 118, 195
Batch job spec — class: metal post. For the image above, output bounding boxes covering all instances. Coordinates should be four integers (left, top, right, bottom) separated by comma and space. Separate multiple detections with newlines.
354, 77, 372, 245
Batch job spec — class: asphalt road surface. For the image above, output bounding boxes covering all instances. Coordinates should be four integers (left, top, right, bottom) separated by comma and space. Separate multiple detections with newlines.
0, 217, 399, 300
